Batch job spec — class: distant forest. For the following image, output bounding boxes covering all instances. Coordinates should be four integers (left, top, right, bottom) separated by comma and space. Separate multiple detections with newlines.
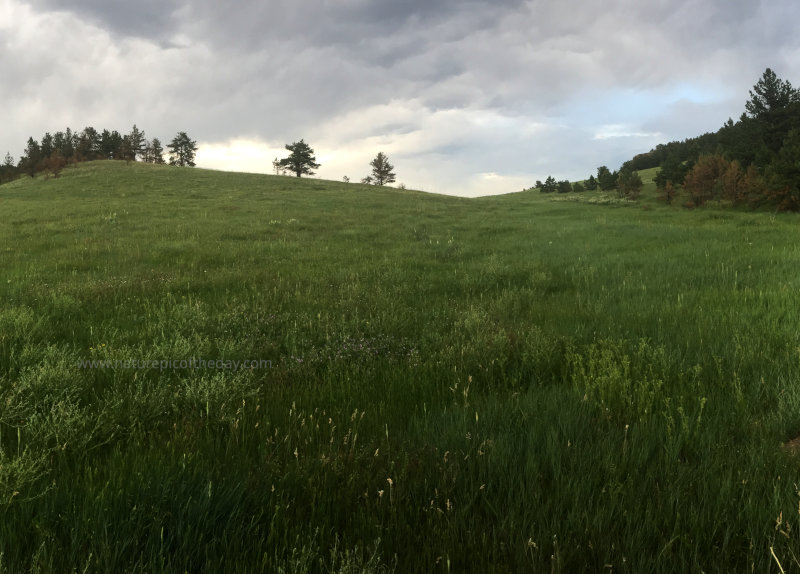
534, 68, 800, 211
622, 68, 800, 211
0, 126, 197, 184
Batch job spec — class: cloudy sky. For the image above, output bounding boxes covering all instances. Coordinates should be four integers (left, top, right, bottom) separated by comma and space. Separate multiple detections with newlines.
1, 0, 799, 196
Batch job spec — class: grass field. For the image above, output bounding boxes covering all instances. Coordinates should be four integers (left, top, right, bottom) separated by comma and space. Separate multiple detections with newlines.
2, 161, 800, 572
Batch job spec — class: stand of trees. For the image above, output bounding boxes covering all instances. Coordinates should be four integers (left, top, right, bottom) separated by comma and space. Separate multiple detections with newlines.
2, 125, 194, 183
531, 68, 800, 210
623, 68, 800, 210
534, 166, 643, 199
535, 176, 573, 194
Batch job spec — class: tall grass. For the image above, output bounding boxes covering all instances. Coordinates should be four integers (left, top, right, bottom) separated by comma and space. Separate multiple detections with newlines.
1, 161, 800, 571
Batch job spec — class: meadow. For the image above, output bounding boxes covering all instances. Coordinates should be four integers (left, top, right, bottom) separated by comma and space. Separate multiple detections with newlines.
1, 161, 800, 572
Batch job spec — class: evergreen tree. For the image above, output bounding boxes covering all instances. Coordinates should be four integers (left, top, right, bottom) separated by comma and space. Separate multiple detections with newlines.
766, 129, 800, 211
278, 139, 319, 177
64, 127, 76, 162
167, 132, 198, 167
542, 176, 557, 193
52, 131, 66, 157
150, 138, 165, 164
745, 68, 800, 120
369, 152, 396, 186
572, 181, 585, 193
585, 175, 598, 191
77, 127, 100, 161
40, 132, 54, 159
129, 124, 146, 161
120, 135, 135, 162
654, 152, 689, 189
597, 166, 618, 191
617, 169, 643, 199
0, 152, 16, 183
100, 129, 123, 159
20, 138, 41, 177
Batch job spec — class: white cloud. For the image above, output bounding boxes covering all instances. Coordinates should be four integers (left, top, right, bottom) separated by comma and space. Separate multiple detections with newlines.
593, 125, 663, 140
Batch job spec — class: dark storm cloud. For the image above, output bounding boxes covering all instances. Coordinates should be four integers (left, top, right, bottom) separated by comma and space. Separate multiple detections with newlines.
25, 0, 182, 41
180, 0, 526, 48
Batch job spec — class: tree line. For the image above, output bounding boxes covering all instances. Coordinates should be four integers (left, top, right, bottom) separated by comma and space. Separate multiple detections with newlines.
534, 164, 644, 200
532, 68, 800, 209
0, 126, 198, 183
1, 131, 402, 190
626, 68, 800, 210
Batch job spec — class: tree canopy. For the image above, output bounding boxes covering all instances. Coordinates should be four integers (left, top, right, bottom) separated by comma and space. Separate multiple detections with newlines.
279, 140, 320, 177
168, 132, 198, 167
745, 68, 800, 120
369, 152, 396, 186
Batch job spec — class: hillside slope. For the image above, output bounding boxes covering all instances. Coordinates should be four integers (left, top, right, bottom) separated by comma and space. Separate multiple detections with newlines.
2, 162, 800, 572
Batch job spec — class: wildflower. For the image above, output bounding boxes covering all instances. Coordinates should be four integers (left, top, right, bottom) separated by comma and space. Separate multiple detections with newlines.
387, 478, 393, 486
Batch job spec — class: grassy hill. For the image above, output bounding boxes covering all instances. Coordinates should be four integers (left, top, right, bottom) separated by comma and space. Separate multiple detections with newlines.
2, 161, 800, 572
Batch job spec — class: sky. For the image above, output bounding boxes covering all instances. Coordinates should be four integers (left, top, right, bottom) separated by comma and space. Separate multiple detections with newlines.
1, 0, 799, 197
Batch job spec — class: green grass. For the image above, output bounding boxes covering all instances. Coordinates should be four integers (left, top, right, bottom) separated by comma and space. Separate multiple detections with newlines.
2, 161, 800, 572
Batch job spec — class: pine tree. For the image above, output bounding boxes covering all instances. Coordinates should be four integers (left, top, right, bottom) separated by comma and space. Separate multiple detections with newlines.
120, 136, 135, 163
766, 129, 800, 211
150, 138, 165, 164
745, 68, 800, 120
64, 127, 76, 162
53, 132, 66, 157
100, 130, 123, 159
597, 166, 618, 191
655, 153, 689, 189
617, 169, 643, 199
0, 152, 16, 183
168, 132, 198, 167
278, 140, 319, 177
129, 125, 146, 161
21, 138, 41, 177
369, 152, 396, 186
40, 132, 54, 159
77, 127, 100, 161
